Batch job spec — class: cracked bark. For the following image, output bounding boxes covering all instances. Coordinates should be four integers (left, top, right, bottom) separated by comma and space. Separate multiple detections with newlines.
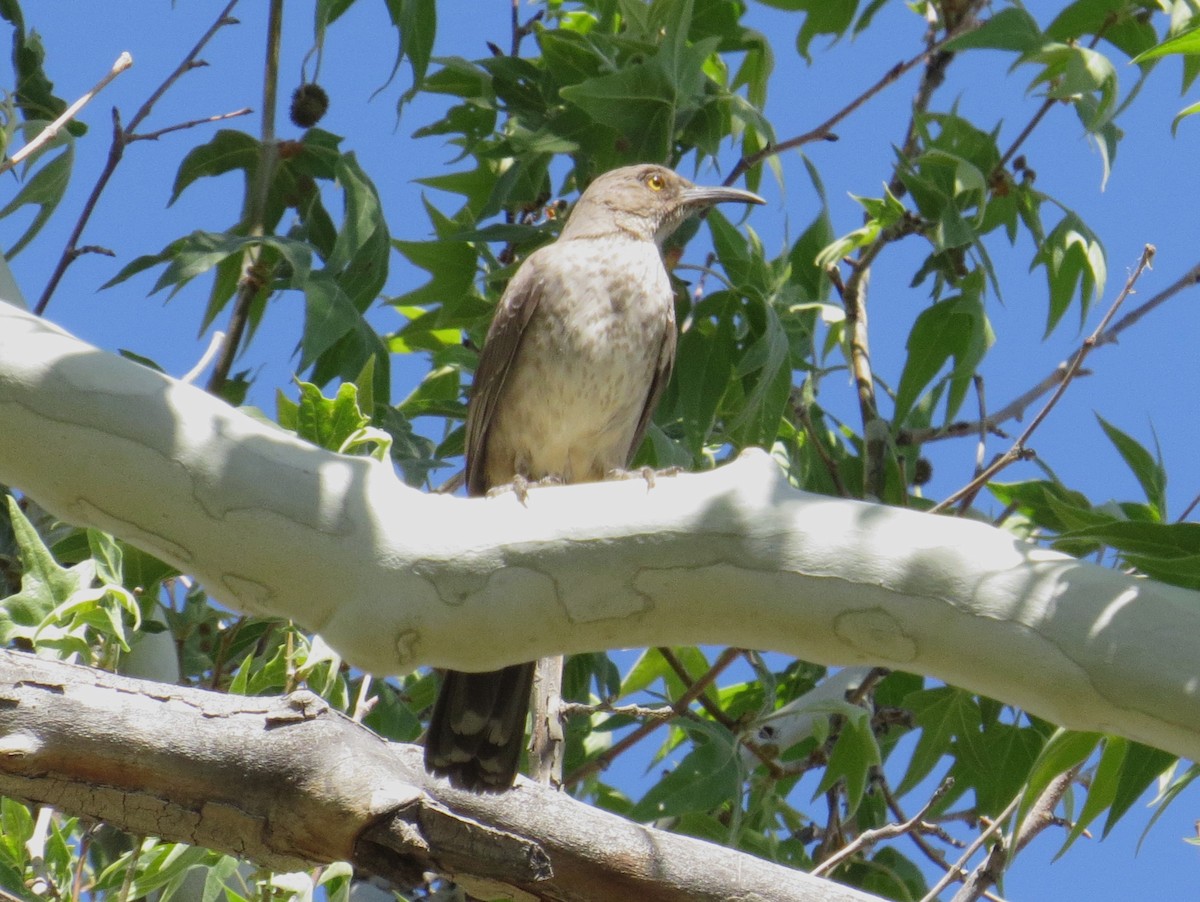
0, 650, 881, 902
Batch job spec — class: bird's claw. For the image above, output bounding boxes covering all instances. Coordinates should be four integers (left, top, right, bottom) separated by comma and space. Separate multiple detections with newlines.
604, 465, 682, 490
486, 473, 563, 505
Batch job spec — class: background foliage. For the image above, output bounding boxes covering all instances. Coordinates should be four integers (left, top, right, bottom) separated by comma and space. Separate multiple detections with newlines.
2, 0, 1200, 899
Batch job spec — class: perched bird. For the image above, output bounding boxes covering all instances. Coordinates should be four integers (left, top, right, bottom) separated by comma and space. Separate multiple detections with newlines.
425, 163, 765, 791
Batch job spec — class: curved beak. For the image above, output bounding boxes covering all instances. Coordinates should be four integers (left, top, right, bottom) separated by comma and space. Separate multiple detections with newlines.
680, 183, 766, 208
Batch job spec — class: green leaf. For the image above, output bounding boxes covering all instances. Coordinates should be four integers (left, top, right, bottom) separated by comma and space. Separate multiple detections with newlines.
893, 275, 991, 427
1171, 99, 1200, 136
326, 153, 388, 282
897, 687, 980, 796
293, 381, 370, 452
1032, 211, 1105, 335
301, 273, 367, 368
1104, 742, 1175, 839
0, 143, 73, 257
1133, 22, 1200, 64
951, 721, 1043, 817
560, 1, 718, 163
765, 0, 857, 63
392, 201, 480, 312
707, 208, 766, 297
1140, 762, 1200, 852
1058, 735, 1128, 857
817, 706, 880, 814
674, 293, 736, 455
1057, 520, 1200, 589
1027, 44, 1118, 127
945, 7, 1043, 53
5, 13, 82, 132
123, 845, 214, 900
0, 496, 94, 649
729, 302, 793, 448
815, 186, 906, 269
0, 796, 34, 857
787, 158, 834, 301
1046, 0, 1157, 62
629, 723, 740, 821
169, 130, 260, 205
1017, 729, 1101, 834
384, 0, 437, 110
1095, 415, 1166, 519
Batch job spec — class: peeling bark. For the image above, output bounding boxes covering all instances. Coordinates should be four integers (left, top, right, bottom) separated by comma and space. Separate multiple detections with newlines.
0, 651, 880, 902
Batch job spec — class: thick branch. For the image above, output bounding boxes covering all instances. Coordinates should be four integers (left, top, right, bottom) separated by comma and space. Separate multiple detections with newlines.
2, 303, 1200, 762
0, 651, 880, 902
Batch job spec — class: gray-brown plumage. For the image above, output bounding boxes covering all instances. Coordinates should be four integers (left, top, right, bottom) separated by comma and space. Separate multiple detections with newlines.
424, 163, 765, 791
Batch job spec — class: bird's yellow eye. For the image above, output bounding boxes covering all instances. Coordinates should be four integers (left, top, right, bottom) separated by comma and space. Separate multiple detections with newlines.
646, 173, 666, 191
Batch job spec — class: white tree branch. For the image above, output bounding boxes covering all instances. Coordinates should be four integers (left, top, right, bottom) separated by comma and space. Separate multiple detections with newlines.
2, 302, 1199, 760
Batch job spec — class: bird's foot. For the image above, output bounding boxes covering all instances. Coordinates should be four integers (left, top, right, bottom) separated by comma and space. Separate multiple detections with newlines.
604, 465, 682, 490
486, 473, 530, 504
486, 473, 563, 505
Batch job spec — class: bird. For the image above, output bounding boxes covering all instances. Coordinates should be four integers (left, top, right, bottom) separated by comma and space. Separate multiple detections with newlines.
424, 163, 765, 791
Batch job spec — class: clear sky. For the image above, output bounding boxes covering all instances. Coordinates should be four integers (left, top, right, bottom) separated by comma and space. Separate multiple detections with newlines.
6, 2, 1200, 898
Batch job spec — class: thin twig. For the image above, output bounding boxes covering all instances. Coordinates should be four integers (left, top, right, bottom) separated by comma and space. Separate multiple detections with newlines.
1096, 260, 1200, 347
922, 793, 1022, 902
1177, 490, 1200, 523
563, 648, 741, 786
658, 647, 788, 779
838, 5, 953, 497
125, 4, 240, 136
34, 2, 241, 316
351, 674, 374, 722
994, 23, 1111, 176
130, 107, 253, 143
888, 1, 987, 197
931, 244, 1156, 513
530, 653, 565, 786
206, 0, 280, 395
1, 53, 133, 175
814, 777, 955, 877
1013, 767, 1078, 856
952, 766, 1079, 902
905, 258, 1200, 449
725, 17, 982, 185
955, 374, 990, 514
879, 776, 964, 874
181, 330, 227, 384
560, 700, 677, 722
972, 375, 987, 477
793, 390, 851, 497
902, 364, 1084, 445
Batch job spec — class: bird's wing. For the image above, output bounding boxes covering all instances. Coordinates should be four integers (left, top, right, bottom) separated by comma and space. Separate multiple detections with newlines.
464, 257, 545, 497
627, 301, 677, 464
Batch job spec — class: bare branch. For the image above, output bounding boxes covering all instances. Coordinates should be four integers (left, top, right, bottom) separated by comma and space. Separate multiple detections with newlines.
932, 244, 1156, 513
34, 2, 241, 316
814, 778, 955, 877
563, 648, 741, 785
0, 53, 133, 175
206, 0, 281, 396
725, 15, 983, 186
129, 107, 253, 143
921, 793, 1021, 902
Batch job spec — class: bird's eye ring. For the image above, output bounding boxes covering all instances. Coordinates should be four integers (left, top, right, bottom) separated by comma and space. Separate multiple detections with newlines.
646, 173, 666, 191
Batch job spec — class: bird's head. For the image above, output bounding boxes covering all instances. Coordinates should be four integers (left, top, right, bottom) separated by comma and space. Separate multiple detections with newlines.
561, 164, 765, 245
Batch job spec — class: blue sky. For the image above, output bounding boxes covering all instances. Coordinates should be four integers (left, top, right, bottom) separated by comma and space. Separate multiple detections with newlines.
5, 1, 1200, 898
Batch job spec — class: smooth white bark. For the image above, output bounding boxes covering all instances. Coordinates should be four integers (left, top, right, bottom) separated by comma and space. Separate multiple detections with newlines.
3, 302, 1200, 760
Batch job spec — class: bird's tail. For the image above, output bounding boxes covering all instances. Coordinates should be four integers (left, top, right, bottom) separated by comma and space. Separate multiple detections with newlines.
424, 662, 536, 791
